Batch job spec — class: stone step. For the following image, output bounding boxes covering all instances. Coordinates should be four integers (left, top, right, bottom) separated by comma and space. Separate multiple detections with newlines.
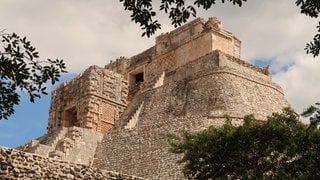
33, 127, 68, 157
153, 72, 165, 88
124, 102, 144, 129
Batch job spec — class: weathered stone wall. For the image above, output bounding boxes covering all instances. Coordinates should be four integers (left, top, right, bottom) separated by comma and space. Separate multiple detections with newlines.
0, 147, 144, 179
17, 127, 104, 166
48, 65, 128, 133
164, 51, 277, 92
105, 17, 241, 99
93, 51, 290, 179
155, 17, 240, 59
105, 57, 131, 75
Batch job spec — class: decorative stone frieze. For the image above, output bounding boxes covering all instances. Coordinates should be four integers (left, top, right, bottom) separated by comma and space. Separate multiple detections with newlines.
48, 66, 128, 133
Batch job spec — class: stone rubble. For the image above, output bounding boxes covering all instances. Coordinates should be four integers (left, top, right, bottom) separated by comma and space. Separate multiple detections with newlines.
0, 146, 145, 180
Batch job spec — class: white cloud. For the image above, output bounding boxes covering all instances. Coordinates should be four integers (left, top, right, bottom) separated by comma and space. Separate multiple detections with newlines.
273, 53, 320, 115
0, 0, 158, 72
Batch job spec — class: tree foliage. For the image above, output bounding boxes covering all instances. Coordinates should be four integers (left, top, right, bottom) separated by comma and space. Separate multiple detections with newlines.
168, 107, 320, 179
301, 102, 320, 130
120, 0, 246, 37
0, 32, 67, 120
120, 0, 320, 57
296, 0, 320, 57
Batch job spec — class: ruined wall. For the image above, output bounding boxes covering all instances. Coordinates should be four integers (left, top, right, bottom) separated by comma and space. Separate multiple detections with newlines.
17, 127, 104, 166
93, 51, 290, 179
48, 65, 128, 133
0, 147, 144, 180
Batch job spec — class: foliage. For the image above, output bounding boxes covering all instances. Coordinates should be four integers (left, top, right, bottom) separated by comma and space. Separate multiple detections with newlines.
168, 107, 320, 179
0, 32, 67, 120
120, 0, 320, 57
296, 0, 320, 57
301, 102, 320, 130
119, 0, 246, 37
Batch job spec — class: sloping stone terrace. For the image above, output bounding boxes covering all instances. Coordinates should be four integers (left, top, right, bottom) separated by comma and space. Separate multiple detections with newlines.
0, 147, 144, 180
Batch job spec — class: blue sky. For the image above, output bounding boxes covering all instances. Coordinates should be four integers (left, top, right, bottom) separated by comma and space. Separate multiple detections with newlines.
254, 58, 294, 74
0, 94, 49, 148
1, 0, 320, 148
0, 74, 76, 148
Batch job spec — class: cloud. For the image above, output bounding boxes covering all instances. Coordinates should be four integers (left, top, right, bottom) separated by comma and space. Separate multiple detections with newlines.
1, 0, 316, 67
0, 0, 158, 72
273, 53, 320, 116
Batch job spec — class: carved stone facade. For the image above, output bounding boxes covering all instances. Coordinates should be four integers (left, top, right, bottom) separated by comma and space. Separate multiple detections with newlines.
48, 66, 128, 133
14, 17, 291, 179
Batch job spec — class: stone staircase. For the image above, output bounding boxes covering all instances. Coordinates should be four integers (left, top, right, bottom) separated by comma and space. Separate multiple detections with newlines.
48, 127, 82, 159
153, 72, 165, 88
48, 127, 104, 165
18, 127, 103, 166
17, 127, 68, 156
124, 102, 144, 129
35, 128, 68, 156
123, 72, 165, 129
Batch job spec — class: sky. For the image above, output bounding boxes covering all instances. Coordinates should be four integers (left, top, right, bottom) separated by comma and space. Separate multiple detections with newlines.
0, 0, 319, 148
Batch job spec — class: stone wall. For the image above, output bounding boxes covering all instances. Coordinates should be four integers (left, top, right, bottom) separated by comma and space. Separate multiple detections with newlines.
104, 17, 241, 99
0, 147, 144, 179
93, 51, 290, 179
164, 51, 277, 92
48, 65, 128, 133
155, 17, 240, 59
17, 127, 104, 166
